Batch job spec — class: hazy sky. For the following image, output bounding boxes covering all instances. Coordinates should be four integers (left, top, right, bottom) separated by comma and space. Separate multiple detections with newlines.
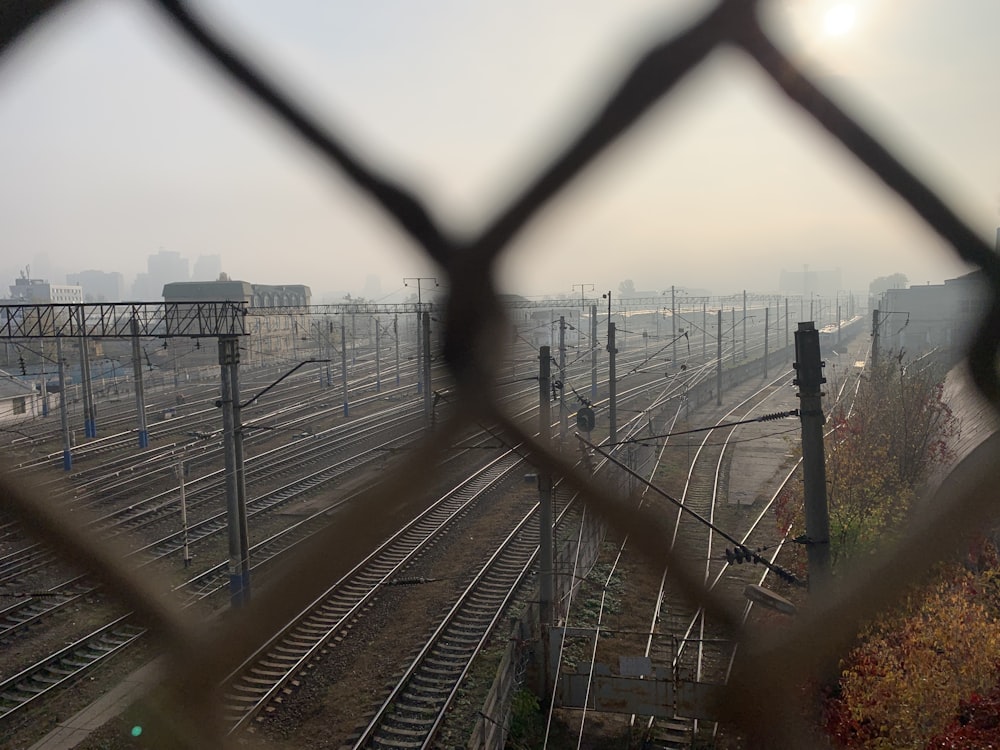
0, 0, 997, 301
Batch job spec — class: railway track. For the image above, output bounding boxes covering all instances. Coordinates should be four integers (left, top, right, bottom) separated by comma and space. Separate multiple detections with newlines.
0, 616, 144, 720
0, 314, 812, 747
222, 451, 531, 732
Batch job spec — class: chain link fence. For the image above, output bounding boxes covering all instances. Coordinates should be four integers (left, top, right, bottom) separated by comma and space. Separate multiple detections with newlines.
3, 1, 1000, 746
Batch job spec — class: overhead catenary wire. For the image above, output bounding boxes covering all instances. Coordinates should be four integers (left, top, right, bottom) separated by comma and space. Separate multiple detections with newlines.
605, 409, 799, 447
577, 433, 805, 587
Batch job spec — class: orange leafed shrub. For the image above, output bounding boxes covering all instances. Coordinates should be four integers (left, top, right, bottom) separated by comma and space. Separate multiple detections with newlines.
826, 567, 1000, 749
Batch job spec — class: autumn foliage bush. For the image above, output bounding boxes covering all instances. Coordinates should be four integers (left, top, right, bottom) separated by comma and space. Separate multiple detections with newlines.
775, 356, 1000, 747
925, 686, 1000, 748
824, 566, 1000, 748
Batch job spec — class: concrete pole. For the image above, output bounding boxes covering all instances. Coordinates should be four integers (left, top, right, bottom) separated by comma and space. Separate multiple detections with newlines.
57, 336, 71, 471
538, 345, 554, 695
559, 316, 567, 441
794, 322, 831, 593
341, 320, 349, 417
590, 304, 598, 400
716, 310, 723, 406
608, 323, 617, 445
130, 318, 148, 448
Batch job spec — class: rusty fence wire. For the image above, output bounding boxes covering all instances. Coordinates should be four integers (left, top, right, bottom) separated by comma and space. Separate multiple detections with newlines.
3, 0, 1000, 746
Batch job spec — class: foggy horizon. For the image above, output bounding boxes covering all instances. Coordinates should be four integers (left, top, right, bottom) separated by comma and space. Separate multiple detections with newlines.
1, 1, 995, 303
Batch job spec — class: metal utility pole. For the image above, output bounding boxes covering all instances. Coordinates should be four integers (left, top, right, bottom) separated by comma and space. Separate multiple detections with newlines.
231, 348, 250, 602
764, 306, 769, 378
572, 283, 594, 308
538, 345, 554, 695
794, 322, 831, 594
219, 335, 249, 607
404, 277, 438, 396
77, 306, 97, 437
559, 316, 567, 441
130, 317, 148, 448
393, 314, 401, 386
422, 311, 433, 426
40, 341, 48, 417
176, 454, 192, 568
341, 320, 349, 417
871, 309, 880, 370
620, 303, 627, 353
608, 322, 618, 445
702, 301, 707, 361
730, 308, 736, 366
375, 320, 382, 392
56, 337, 71, 471
602, 291, 615, 436
785, 297, 789, 351
325, 321, 333, 387
351, 312, 357, 365
314, 323, 323, 387
716, 310, 722, 406
671, 286, 677, 368
742, 290, 747, 360
590, 304, 598, 400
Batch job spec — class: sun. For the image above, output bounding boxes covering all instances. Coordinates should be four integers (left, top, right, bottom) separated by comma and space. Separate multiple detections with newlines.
823, 3, 857, 36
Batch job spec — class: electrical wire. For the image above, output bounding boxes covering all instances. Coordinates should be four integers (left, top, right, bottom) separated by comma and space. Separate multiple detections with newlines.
606, 409, 799, 447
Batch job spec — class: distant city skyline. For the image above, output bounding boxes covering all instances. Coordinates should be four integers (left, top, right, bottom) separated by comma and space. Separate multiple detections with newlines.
1, 1, 996, 301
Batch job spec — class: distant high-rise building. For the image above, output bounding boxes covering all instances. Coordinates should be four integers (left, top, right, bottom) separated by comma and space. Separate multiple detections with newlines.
148, 250, 189, 283
778, 267, 842, 298
67, 270, 125, 302
363, 274, 382, 300
192, 254, 222, 281
131, 273, 156, 301
132, 249, 190, 301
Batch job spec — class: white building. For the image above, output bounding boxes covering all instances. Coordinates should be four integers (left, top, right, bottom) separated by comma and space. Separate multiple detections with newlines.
8, 274, 84, 304
0, 372, 41, 424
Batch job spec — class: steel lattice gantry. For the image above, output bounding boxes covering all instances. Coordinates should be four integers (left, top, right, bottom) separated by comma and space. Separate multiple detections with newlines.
1, 301, 252, 608
0, 301, 247, 339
